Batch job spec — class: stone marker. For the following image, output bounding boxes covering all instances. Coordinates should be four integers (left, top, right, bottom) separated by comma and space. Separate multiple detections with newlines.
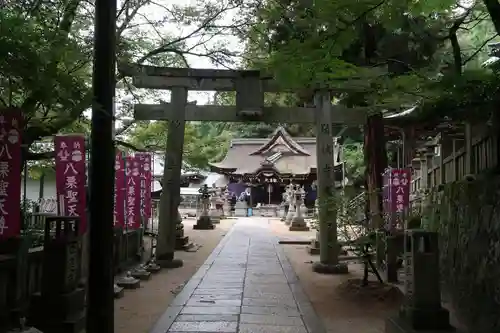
28, 216, 86, 333
385, 230, 454, 333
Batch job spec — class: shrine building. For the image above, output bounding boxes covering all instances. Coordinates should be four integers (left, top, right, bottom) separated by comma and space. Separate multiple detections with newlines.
209, 126, 345, 206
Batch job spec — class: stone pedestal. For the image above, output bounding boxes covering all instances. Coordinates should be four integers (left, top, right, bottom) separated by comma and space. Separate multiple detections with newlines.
234, 201, 248, 217
307, 231, 320, 255
114, 284, 125, 299
209, 203, 221, 224
279, 205, 287, 221
0, 235, 30, 330
131, 266, 152, 281
223, 202, 231, 217
284, 206, 294, 225
193, 215, 215, 230
385, 230, 454, 333
385, 233, 404, 283
289, 199, 310, 231
289, 217, 310, 231
28, 216, 86, 333
116, 272, 140, 289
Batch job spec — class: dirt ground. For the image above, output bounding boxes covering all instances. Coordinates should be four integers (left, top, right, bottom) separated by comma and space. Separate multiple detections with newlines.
114, 218, 236, 333
270, 218, 466, 333
270, 218, 403, 333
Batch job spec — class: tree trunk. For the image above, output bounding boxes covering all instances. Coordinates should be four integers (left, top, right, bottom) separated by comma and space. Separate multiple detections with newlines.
363, 113, 388, 229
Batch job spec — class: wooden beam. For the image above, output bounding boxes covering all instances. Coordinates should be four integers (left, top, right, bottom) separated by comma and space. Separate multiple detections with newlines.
134, 104, 368, 125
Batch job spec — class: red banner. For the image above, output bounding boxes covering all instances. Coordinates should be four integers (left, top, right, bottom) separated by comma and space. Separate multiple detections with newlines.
114, 151, 125, 228
135, 152, 152, 222
389, 168, 411, 213
0, 110, 23, 239
55, 135, 87, 233
125, 155, 141, 229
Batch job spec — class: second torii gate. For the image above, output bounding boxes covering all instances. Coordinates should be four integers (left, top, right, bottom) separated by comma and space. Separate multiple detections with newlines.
120, 64, 372, 274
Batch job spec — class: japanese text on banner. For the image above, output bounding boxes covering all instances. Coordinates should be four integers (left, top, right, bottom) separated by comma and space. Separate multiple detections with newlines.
55, 135, 87, 233
135, 152, 152, 221
0, 111, 22, 238
125, 155, 141, 229
390, 168, 411, 213
114, 151, 125, 228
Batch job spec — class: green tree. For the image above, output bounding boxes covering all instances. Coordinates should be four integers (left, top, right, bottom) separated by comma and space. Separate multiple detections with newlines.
127, 121, 232, 169
1, 0, 245, 166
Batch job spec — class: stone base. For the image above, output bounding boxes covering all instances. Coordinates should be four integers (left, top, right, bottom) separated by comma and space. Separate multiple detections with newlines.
289, 224, 310, 231
114, 284, 125, 299
42, 312, 85, 333
385, 315, 456, 333
29, 311, 85, 333
157, 258, 184, 268
116, 276, 141, 289
307, 241, 320, 255
193, 216, 215, 230
312, 261, 349, 275
385, 262, 399, 283
399, 307, 451, 331
131, 268, 152, 281
11, 328, 43, 333
29, 288, 85, 322
175, 236, 190, 250
145, 262, 162, 273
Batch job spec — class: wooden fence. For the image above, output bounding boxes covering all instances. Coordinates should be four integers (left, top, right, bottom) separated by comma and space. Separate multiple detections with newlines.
411, 131, 498, 196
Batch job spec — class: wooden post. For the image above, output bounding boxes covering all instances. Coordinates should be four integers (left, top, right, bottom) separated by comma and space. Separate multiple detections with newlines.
452, 139, 457, 181
156, 87, 187, 268
465, 122, 473, 175
312, 91, 348, 274
420, 156, 428, 189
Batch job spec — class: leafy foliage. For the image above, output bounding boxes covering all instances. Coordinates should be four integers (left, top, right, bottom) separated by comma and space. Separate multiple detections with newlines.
127, 121, 231, 169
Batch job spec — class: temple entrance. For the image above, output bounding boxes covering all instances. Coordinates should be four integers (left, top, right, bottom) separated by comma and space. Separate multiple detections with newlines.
120, 64, 368, 286
251, 182, 284, 206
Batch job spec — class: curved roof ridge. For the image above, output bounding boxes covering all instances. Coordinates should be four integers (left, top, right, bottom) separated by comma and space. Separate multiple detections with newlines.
249, 126, 310, 156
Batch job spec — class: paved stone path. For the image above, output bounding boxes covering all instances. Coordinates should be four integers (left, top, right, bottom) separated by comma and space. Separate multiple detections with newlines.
149, 218, 325, 333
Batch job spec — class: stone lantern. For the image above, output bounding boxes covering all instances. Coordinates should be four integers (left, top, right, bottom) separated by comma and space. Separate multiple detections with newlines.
193, 185, 215, 230
289, 185, 310, 231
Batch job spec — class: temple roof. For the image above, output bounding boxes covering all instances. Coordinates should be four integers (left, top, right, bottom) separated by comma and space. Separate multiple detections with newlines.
209, 126, 342, 176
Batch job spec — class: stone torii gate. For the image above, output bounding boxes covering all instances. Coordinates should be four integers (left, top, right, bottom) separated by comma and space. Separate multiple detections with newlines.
119, 64, 369, 273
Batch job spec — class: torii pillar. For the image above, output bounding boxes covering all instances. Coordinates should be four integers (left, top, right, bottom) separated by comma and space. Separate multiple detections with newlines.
156, 87, 186, 268
312, 90, 348, 274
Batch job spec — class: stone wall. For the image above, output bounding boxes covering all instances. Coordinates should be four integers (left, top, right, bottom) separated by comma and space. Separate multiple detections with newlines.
424, 175, 500, 333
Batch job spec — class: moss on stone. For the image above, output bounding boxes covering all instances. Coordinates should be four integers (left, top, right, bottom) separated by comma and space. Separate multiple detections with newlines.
424, 176, 500, 333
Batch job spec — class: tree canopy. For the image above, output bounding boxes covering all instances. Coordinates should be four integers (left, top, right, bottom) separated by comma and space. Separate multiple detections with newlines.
3, 0, 500, 181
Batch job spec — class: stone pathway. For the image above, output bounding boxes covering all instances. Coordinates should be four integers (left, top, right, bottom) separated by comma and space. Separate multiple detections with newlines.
149, 218, 325, 333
